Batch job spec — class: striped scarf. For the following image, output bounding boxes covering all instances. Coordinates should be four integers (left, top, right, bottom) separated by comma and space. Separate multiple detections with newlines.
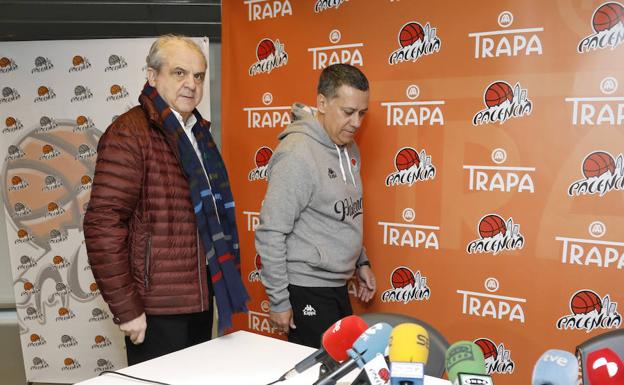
142, 83, 248, 332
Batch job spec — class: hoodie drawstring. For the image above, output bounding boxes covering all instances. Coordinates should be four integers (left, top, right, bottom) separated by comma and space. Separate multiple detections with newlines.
335, 144, 357, 187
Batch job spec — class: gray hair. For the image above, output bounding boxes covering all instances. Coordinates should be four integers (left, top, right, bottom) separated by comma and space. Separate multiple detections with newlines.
146, 34, 206, 71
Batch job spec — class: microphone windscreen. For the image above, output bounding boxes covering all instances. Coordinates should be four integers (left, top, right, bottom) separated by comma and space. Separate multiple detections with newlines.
323, 315, 369, 362
351, 322, 393, 366
531, 349, 578, 385
445, 341, 486, 382
388, 323, 430, 363
586, 348, 624, 385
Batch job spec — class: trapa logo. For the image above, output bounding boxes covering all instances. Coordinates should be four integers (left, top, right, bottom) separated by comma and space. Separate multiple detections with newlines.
245, 0, 293, 21
308, 29, 364, 70
468, 11, 543, 59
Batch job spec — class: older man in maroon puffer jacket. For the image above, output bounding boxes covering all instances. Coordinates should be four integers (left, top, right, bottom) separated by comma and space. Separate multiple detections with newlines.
84, 35, 243, 365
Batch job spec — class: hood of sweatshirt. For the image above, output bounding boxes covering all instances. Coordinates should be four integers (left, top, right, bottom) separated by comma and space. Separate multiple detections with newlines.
278, 103, 357, 186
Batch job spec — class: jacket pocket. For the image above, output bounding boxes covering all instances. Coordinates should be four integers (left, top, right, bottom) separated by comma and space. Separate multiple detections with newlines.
129, 218, 152, 289
311, 245, 329, 269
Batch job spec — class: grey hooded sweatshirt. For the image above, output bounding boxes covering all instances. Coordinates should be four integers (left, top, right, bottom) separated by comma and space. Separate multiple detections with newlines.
255, 103, 369, 313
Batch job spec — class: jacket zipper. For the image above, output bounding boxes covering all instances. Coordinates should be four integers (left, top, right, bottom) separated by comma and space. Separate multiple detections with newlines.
144, 235, 152, 289
197, 228, 205, 312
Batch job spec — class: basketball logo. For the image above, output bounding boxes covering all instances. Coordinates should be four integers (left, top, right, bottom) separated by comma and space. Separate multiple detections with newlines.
58, 307, 69, 316
254, 147, 273, 167
11, 175, 22, 186
0, 57, 10, 67
485, 82, 513, 107
592, 2, 624, 32
257, 39, 276, 60
110, 84, 122, 95
37, 86, 49, 97
571, 290, 603, 314
391, 267, 416, 289
72, 55, 84, 66
30, 334, 40, 342
582, 151, 616, 178
475, 338, 498, 360
94, 335, 105, 344
76, 115, 88, 126
63, 358, 74, 366
399, 22, 425, 47
53, 255, 63, 265
81, 175, 92, 185
395, 147, 420, 171
6, 116, 16, 127
89, 282, 98, 292
23, 281, 34, 291
478, 214, 507, 238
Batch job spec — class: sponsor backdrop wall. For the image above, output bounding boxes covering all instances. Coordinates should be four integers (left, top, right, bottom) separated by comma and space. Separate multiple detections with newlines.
0, 37, 210, 383
222, 1, 624, 383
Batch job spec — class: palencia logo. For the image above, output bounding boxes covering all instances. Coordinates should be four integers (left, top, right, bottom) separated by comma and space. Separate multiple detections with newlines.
334, 196, 362, 222
565, 77, 624, 126
31, 56, 53, 73
249, 38, 288, 76
381, 84, 445, 127
0, 87, 20, 103
464, 148, 536, 193
466, 214, 525, 255
388, 21, 441, 65
243, 92, 291, 128
105, 54, 128, 72
378, 207, 439, 250
308, 29, 363, 70
474, 338, 515, 375
468, 11, 543, 59
248, 146, 273, 181
385, 147, 436, 187
34, 85, 56, 103
245, 0, 292, 21
568, 150, 624, 197
3, 116, 23, 133
0, 56, 18, 72
472, 81, 532, 125
381, 267, 431, 304
69, 55, 91, 72
556, 289, 621, 332
457, 277, 527, 323
556, 221, 624, 271
248, 300, 278, 335
578, 2, 624, 53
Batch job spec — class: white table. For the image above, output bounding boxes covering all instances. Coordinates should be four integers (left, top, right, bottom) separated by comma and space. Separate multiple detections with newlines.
76, 330, 451, 385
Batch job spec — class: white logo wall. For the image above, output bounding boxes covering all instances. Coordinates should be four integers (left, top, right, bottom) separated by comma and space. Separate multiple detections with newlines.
0, 37, 211, 383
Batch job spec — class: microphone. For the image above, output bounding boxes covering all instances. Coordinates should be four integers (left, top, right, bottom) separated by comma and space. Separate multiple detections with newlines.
531, 349, 578, 385
279, 315, 368, 380
445, 341, 491, 385
585, 348, 624, 385
389, 323, 430, 385
314, 322, 393, 385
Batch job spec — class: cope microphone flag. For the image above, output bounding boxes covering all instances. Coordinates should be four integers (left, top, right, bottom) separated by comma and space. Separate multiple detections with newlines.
585, 348, 624, 385
388, 323, 430, 385
314, 322, 393, 385
278, 315, 368, 381
445, 341, 492, 385
531, 349, 578, 385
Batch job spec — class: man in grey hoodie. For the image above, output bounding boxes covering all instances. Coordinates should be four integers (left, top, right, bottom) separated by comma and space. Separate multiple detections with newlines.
255, 64, 376, 348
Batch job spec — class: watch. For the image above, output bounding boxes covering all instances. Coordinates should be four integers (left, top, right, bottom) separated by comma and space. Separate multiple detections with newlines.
356, 260, 371, 269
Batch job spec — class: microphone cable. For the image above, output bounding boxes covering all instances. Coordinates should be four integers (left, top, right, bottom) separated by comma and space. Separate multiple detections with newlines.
98, 370, 173, 385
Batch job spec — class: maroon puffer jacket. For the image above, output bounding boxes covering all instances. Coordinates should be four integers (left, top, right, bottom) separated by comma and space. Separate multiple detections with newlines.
84, 95, 211, 325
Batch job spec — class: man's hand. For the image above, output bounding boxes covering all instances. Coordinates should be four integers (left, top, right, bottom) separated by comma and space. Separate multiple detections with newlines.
119, 313, 147, 345
356, 265, 376, 303
269, 309, 296, 334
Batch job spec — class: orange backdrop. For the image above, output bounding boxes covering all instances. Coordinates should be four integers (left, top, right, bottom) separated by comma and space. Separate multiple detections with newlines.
221, 1, 624, 383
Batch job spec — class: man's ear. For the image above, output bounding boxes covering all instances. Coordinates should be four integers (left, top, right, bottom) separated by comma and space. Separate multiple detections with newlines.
146, 68, 157, 87
317, 93, 327, 114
